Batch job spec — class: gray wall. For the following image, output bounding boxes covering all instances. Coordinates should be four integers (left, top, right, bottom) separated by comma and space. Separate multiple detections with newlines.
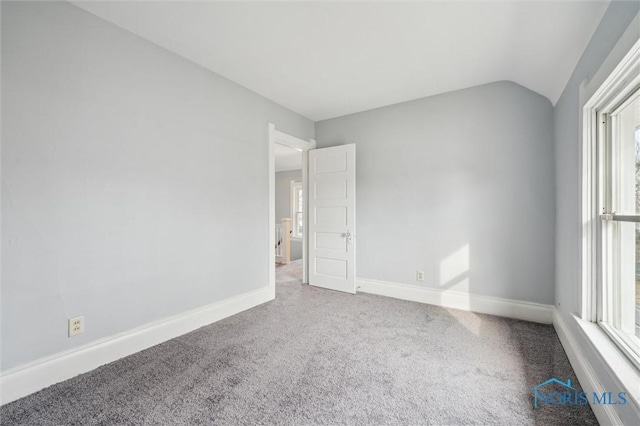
316, 81, 555, 305
1, 1, 314, 371
553, 2, 640, 424
275, 170, 302, 261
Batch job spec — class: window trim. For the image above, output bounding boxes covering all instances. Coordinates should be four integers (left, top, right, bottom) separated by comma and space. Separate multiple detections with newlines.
290, 180, 303, 239
582, 38, 640, 370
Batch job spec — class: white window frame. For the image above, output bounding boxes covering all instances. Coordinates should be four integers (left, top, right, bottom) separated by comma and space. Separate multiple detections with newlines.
290, 180, 303, 239
582, 38, 640, 370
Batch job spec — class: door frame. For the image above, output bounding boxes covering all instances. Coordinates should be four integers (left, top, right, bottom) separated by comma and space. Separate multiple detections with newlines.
268, 123, 316, 299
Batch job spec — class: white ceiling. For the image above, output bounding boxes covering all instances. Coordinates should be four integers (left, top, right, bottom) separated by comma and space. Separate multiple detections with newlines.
74, 1, 610, 121
274, 143, 302, 172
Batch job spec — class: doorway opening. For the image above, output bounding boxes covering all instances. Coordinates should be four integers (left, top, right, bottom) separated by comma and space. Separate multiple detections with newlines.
268, 123, 315, 299
268, 123, 357, 298
275, 144, 303, 285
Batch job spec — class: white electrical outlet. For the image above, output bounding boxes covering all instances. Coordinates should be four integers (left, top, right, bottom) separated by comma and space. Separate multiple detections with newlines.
416, 270, 425, 281
68, 316, 84, 337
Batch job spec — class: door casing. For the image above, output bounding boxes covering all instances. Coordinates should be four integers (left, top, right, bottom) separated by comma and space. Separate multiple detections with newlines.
268, 123, 316, 299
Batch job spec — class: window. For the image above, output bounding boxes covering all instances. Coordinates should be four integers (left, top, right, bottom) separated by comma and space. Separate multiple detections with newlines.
599, 90, 640, 367
583, 40, 640, 370
290, 180, 303, 238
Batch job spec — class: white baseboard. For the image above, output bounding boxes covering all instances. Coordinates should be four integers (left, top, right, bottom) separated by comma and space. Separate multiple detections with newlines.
357, 278, 553, 324
0, 286, 272, 406
552, 310, 624, 425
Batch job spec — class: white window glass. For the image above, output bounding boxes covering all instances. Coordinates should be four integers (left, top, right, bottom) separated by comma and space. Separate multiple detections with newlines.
601, 89, 640, 364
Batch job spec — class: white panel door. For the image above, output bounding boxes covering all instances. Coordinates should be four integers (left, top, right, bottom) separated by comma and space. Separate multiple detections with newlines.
308, 144, 356, 294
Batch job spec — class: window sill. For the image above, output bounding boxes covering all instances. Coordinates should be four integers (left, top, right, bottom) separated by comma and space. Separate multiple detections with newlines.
573, 313, 640, 413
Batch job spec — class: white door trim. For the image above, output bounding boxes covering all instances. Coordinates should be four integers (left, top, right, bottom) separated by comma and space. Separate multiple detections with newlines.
268, 123, 315, 298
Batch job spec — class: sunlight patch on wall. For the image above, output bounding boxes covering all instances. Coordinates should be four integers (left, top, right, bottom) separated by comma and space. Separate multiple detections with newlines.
439, 244, 470, 292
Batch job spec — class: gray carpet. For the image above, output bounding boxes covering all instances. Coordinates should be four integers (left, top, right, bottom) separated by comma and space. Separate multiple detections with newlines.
1, 260, 597, 425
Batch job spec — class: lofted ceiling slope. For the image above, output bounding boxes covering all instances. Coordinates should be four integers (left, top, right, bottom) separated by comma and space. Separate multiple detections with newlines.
73, 1, 610, 121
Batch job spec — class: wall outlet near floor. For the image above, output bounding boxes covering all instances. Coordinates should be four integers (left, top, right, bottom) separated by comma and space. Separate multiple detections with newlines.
416, 270, 425, 281
68, 316, 84, 337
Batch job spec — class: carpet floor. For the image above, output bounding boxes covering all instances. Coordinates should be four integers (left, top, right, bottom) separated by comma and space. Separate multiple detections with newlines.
1, 260, 597, 425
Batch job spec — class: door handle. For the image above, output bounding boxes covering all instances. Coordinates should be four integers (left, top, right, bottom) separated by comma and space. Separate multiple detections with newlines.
345, 229, 353, 244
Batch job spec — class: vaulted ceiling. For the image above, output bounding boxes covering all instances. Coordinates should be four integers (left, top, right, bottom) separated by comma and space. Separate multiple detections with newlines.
74, 1, 610, 121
